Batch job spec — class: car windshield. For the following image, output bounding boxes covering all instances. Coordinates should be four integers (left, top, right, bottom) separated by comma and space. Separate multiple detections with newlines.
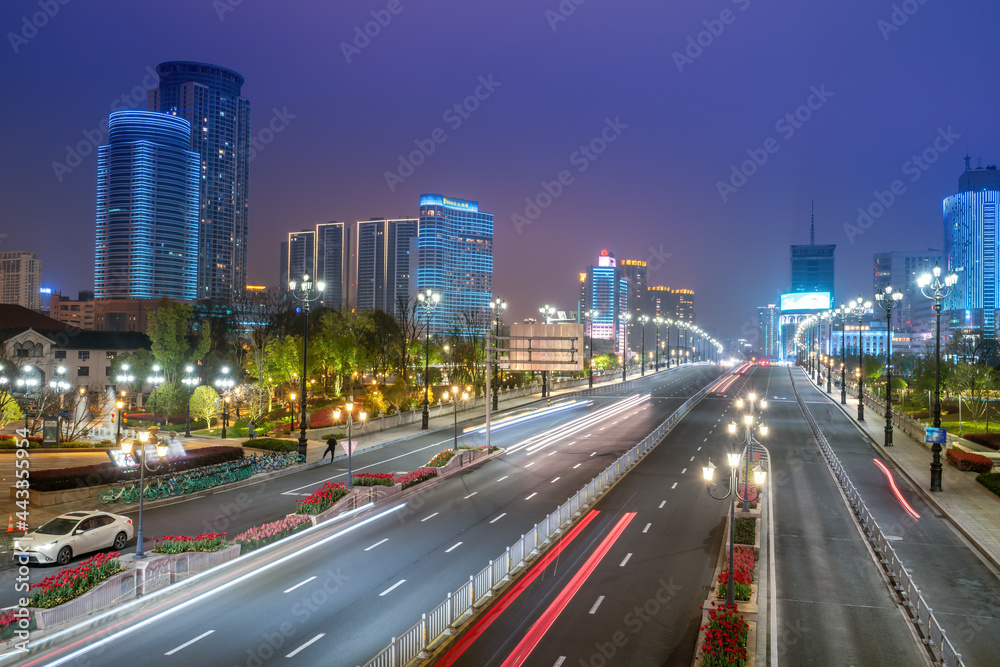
35, 518, 80, 535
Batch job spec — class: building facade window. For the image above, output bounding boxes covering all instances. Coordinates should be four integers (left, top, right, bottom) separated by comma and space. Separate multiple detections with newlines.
78, 351, 90, 360
77, 367, 90, 377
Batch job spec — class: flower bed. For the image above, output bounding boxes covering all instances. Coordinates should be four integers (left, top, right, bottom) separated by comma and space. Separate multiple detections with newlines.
427, 450, 456, 467
946, 448, 993, 473
734, 516, 756, 545
234, 514, 311, 553
395, 467, 438, 490
151, 532, 228, 554
965, 433, 1000, 451
27, 552, 122, 608
700, 601, 750, 667
0, 609, 35, 641
738, 483, 759, 509
717, 546, 755, 601
457, 444, 499, 453
295, 482, 348, 515
352, 472, 395, 487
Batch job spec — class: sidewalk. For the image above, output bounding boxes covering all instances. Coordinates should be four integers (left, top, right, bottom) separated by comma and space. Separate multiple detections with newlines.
805, 371, 1000, 572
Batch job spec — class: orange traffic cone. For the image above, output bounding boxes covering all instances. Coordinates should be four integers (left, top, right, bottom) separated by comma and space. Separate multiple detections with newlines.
7, 515, 13, 532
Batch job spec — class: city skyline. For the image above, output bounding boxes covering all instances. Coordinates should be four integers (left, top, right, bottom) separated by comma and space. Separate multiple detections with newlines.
2, 1, 998, 339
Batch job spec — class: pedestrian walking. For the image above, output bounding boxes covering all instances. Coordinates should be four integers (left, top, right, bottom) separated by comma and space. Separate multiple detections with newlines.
248, 421, 256, 440
323, 435, 338, 462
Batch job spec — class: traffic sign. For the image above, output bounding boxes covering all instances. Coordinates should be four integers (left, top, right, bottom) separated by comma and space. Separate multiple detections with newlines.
925, 427, 947, 444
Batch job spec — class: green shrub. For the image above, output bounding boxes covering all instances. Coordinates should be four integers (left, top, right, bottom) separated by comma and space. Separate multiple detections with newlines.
734, 517, 756, 545
976, 472, 1000, 498
242, 438, 297, 452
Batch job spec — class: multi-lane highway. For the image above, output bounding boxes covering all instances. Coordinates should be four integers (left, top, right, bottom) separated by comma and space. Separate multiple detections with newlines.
6, 364, 722, 666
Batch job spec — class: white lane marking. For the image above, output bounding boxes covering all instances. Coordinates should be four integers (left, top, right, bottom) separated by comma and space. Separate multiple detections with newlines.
573, 463, 582, 469
490, 513, 507, 524
681, 468, 687, 474
704, 438, 708, 442
590, 452, 597, 457
283, 576, 317, 593
619, 553, 632, 567
697, 446, 701, 451
365, 538, 389, 552
690, 456, 695, 461
464, 492, 478, 499
588, 596, 605, 614
584, 434, 591, 438
286, 634, 325, 658
445, 542, 463, 553
567, 441, 576, 446
659, 500, 666, 508
421, 512, 439, 522
554, 658, 567, 667
643, 523, 651, 533
379, 580, 406, 596
671, 482, 678, 489
165, 630, 214, 656
551, 477, 561, 483
525, 462, 536, 468
497, 476, 509, 482
548, 451, 557, 456
525, 492, 537, 500
599, 427, 606, 431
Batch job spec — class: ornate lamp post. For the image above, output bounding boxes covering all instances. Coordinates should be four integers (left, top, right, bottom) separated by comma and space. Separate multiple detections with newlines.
583, 309, 599, 388
539, 304, 557, 398
181, 365, 199, 437
215, 366, 234, 439
729, 393, 768, 512
489, 297, 507, 411
334, 399, 367, 488
653, 316, 663, 371
120, 427, 168, 558
918, 263, 958, 492
288, 274, 325, 458
833, 305, 849, 404
444, 385, 470, 450
663, 318, 673, 367
418, 289, 441, 429
115, 363, 135, 408
849, 296, 872, 421
621, 312, 632, 380
875, 285, 903, 447
147, 364, 164, 425
637, 315, 649, 375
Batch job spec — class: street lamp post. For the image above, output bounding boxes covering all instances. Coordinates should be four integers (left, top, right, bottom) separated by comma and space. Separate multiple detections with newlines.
215, 366, 234, 439
730, 393, 767, 512
583, 309, 599, 389
48, 366, 70, 439
115, 364, 135, 409
334, 399, 367, 488
181, 365, 199, 437
664, 319, 673, 368
834, 305, 849, 405
849, 296, 872, 421
445, 385, 469, 450
539, 304, 557, 398
654, 317, 663, 371
621, 312, 632, 381
120, 427, 168, 558
288, 274, 325, 458
418, 289, 441, 429
147, 365, 164, 425
876, 285, 903, 447
918, 263, 958, 492
638, 315, 649, 376
489, 298, 507, 411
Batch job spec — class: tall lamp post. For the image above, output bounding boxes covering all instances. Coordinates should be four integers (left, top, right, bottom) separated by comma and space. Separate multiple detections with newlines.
875, 285, 903, 447
621, 312, 632, 381
849, 296, 872, 421
334, 399, 367, 488
918, 263, 958, 492
489, 297, 507, 411
637, 315, 649, 375
115, 399, 125, 447
120, 427, 168, 558
539, 304, 557, 398
730, 393, 767, 512
181, 365, 199, 437
834, 304, 849, 405
664, 319, 673, 367
115, 364, 135, 408
444, 385, 469, 450
215, 366, 234, 439
823, 311, 833, 393
583, 309, 599, 389
418, 289, 441, 429
288, 274, 325, 458
653, 317, 663, 371
147, 365, 164, 425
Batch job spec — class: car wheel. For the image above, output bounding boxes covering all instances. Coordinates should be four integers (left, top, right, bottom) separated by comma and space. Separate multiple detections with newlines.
56, 546, 72, 566
113, 532, 127, 550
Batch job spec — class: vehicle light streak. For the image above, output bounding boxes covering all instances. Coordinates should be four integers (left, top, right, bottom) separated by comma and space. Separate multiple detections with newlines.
465, 399, 589, 435
505, 394, 650, 455
873, 458, 920, 520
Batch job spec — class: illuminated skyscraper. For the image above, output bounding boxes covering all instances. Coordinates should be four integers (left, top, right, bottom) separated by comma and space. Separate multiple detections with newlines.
94, 111, 199, 300
581, 250, 629, 355
284, 222, 349, 309
415, 195, 493, 333
149, 61, 250, 302
0, 251, 41, 310
356, 218, 419, 314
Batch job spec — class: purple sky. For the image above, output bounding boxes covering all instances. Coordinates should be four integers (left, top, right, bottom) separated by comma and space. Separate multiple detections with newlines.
2, 0, 998, 340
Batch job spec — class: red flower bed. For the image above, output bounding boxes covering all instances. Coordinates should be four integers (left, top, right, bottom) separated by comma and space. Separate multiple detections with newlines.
151, 532, 228, 554
717, 546, 755, 601
395, 468, 438, 489
428, 450, 456, 467
946, 448, 994, 473
352, 472, 395, 487
308, 407, 336, 429
701, 601, 749, 667
296, 482, 348, 515
965, 433, 1000, 451
28, 552, 123, 608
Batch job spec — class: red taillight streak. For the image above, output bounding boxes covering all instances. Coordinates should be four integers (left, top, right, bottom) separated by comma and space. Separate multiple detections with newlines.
500, 512, 636, 667
435, 510, 602, 667
873, 458, 920, 520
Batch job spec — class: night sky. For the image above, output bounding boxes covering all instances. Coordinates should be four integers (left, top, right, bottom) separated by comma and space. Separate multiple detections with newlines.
2, 0, 998, 340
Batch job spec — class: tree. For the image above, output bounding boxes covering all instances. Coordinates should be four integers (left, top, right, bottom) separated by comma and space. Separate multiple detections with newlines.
230, 288, 289, 414
149, 382, 187, 421
146, 300, 212, 383
58, 383, 116, 442
357, 310, 399, 383
951, 362, 994, 424
393, 296, 423, 380
189, 385, 220, 430
0, 393, 23, 428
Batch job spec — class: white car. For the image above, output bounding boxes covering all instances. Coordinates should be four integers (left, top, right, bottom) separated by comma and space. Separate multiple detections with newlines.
14, 510, 134, 566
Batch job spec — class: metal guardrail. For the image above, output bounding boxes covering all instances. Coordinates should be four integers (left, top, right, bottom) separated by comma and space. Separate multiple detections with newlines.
359, 369, 719, 667
792, 371, 963, 667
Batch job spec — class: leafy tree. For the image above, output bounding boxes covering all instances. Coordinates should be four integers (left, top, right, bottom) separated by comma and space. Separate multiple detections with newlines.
230, 288, 289, 412
357, 310, 398, 383
0, 393, 23, 427
150, 382, 187, 420
146, 300, 212, 383
951, 362, 994, 424
189, 385, 220, 430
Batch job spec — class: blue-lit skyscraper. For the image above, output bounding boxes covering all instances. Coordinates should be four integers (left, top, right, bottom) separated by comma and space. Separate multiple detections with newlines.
150, 61, 250, 302
944, 158, 1000, 341
582, 250, 629, 355
415, 195, 493, 333
94, 111, 199, 300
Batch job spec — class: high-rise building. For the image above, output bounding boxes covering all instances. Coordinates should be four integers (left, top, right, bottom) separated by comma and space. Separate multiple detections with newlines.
279, 240, 288, 290
581, 250, 629, 355
286, 230, 315, 285
621, 259, 649, 352
50, 291, 96, 330
150, 61, 250, 302
789, 206, 836, 299
944, 158, 1000, 342
284, 222, 350, 309
0, 251, 41, 311
356, 218, 419, 315
94, 111, 200, 300
414, 195, 493, 334
872, 249, 941, 354
756, 304, 780, 358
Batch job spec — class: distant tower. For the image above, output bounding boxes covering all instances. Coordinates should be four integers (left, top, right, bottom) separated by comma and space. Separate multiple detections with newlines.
149, 61, 251, 302
356, 218, 420, 314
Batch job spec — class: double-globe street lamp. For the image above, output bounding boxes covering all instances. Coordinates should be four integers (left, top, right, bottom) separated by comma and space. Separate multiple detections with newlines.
918, 263, 958, 492
215, 366, 235, 439
147, 365, 164, 425
181, 365, 199, 437
730, 393, 768, 512
849, 295, 872, 421
621, 312, 632, 381
489, 297, 507, 411
334, 399, 367, 488
418, 289, 441, 430
637, 315, 650, 375
120, 427, 168, 558
875, 285, 903, 447
653, 316, 663, 371
115, 364, 135, 409
288, 274, 325, 458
